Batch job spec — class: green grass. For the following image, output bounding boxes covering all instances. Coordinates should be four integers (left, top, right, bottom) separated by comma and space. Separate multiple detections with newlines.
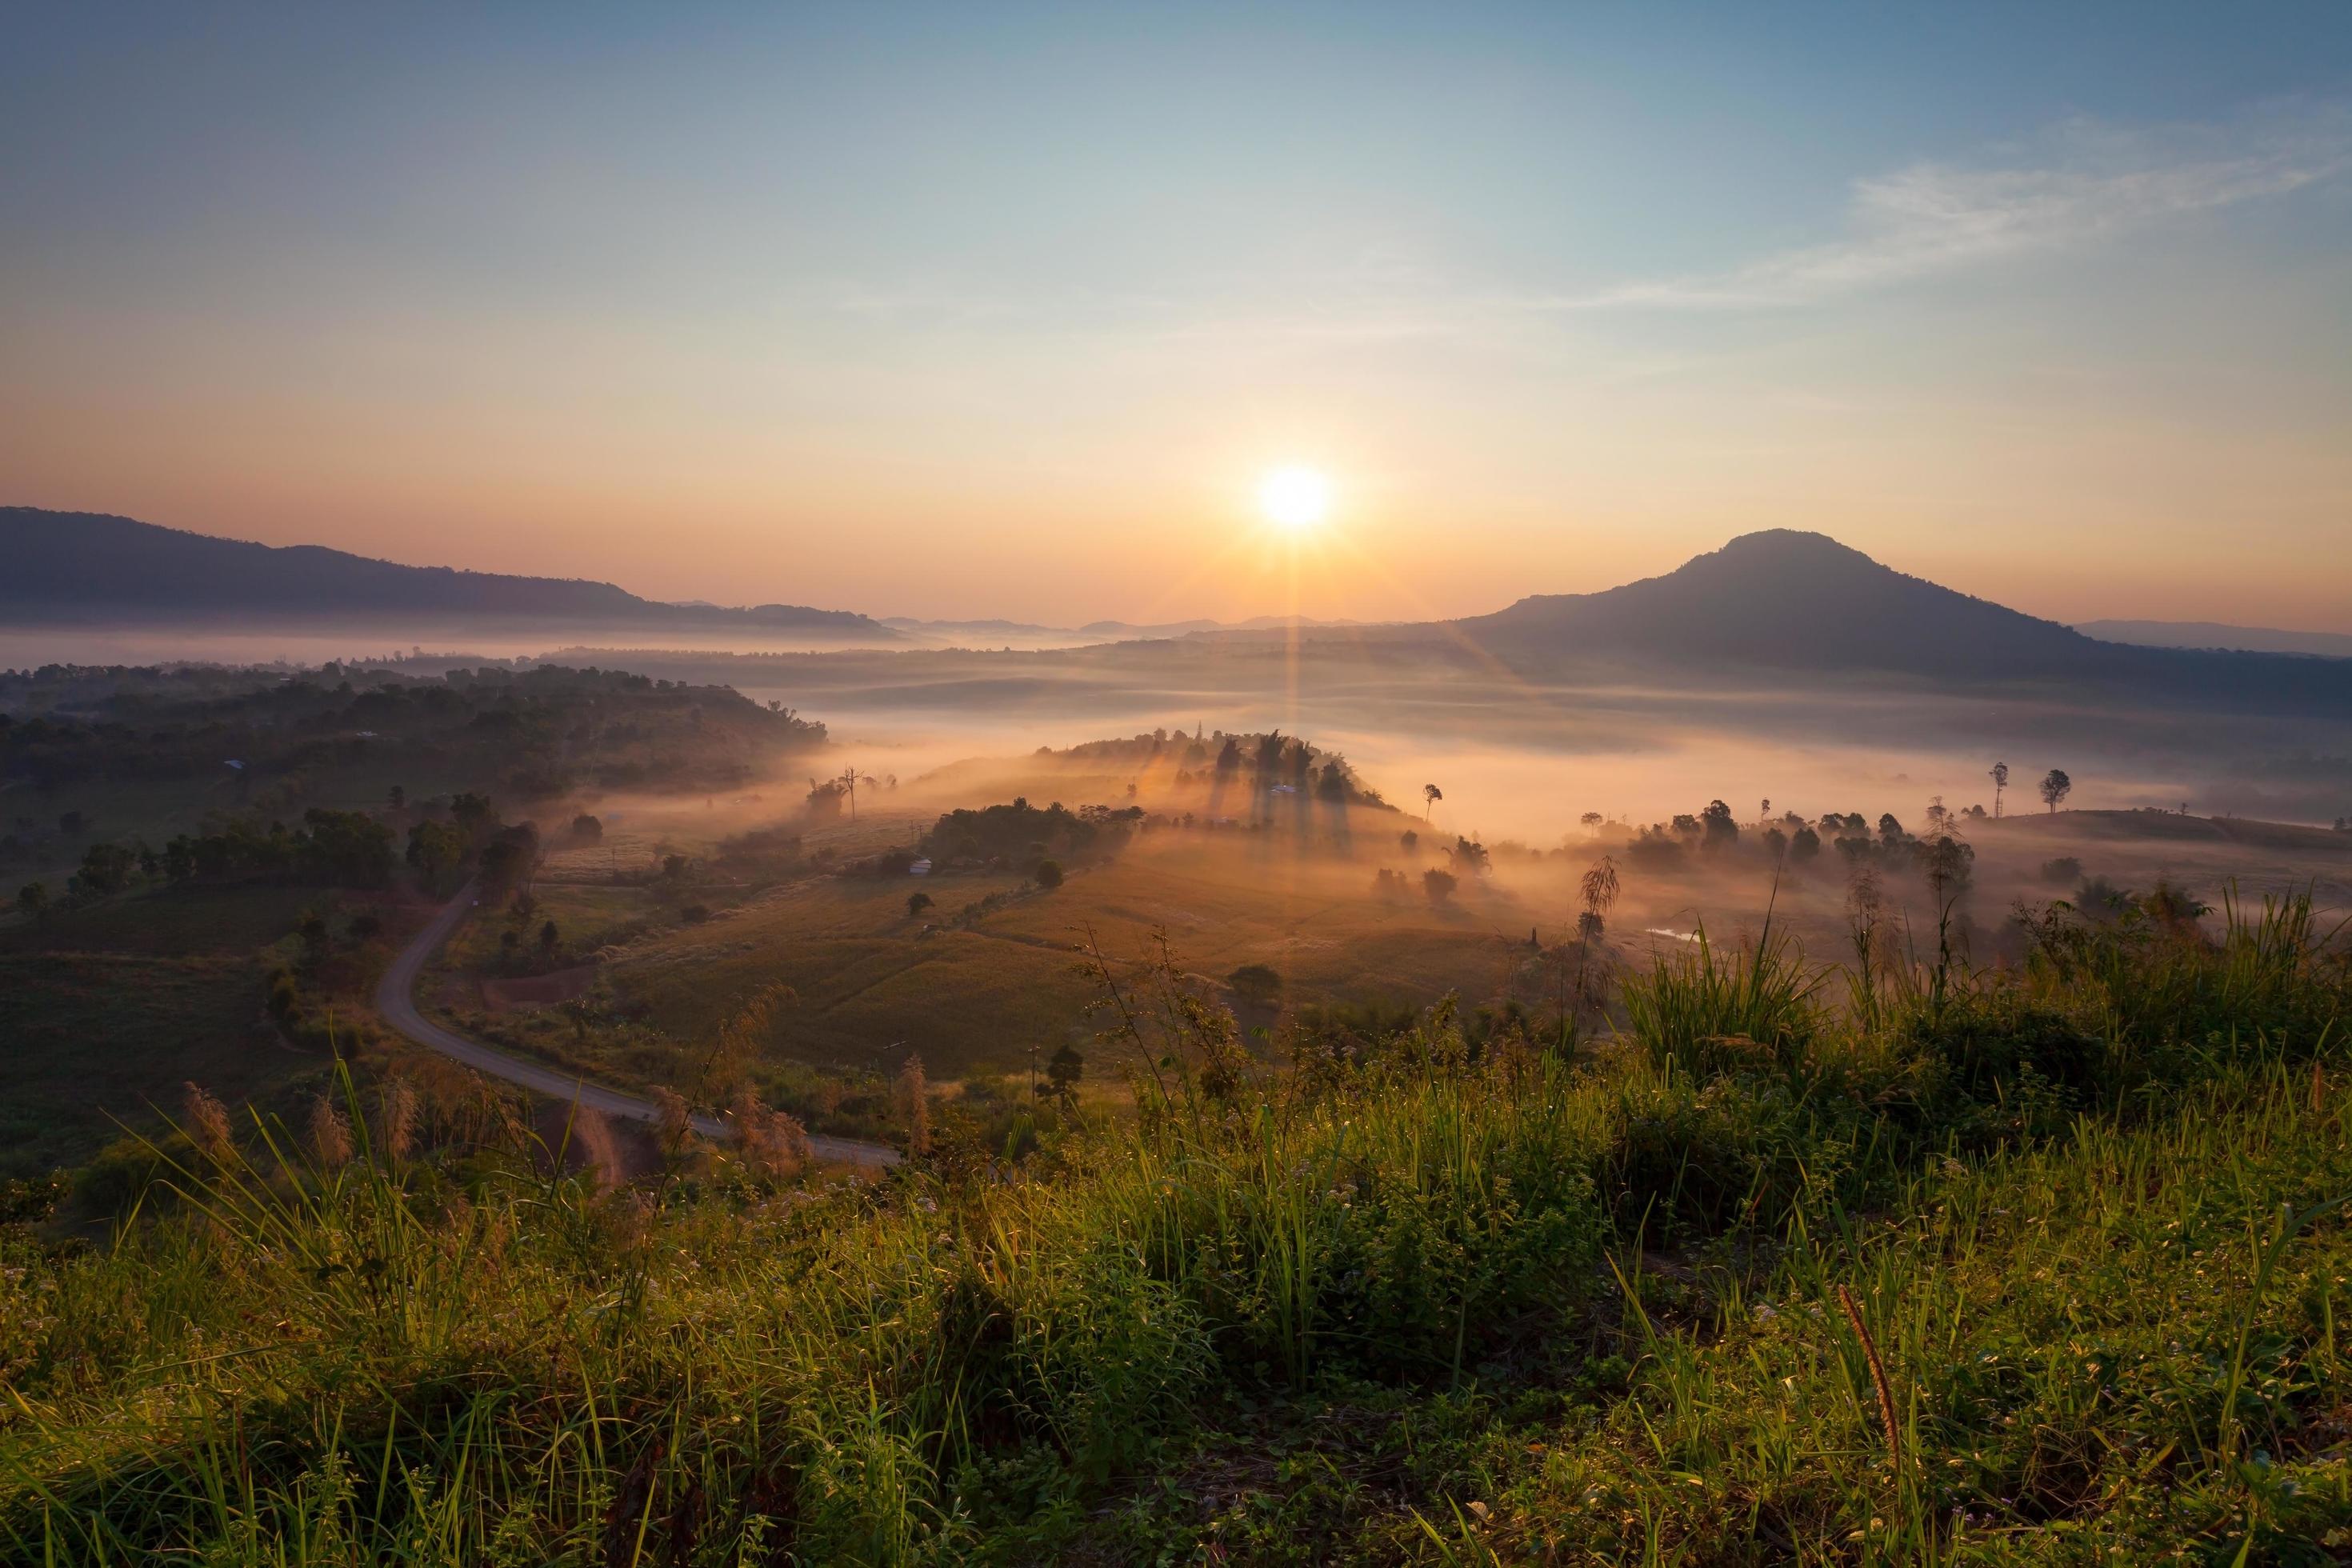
2, 893, 2347, 1563
0, 882, 323, 958
0, 952, 303, 1178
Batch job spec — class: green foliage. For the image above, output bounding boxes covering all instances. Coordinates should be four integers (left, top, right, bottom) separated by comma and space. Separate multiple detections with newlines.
4, 894, 2347, 1562
1618, 919, 1821, 1076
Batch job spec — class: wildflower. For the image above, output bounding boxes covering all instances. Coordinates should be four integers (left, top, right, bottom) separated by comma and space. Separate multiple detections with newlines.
182, 1082, 234, 1166
378, 1077, 418, 1162
307, 1093, 353, 1168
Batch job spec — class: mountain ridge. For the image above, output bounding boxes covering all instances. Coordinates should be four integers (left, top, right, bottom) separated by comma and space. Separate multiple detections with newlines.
0, 508, 898, 639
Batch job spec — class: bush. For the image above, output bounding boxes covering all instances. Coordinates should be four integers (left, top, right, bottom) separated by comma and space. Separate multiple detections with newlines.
1033, 859, 1063, 890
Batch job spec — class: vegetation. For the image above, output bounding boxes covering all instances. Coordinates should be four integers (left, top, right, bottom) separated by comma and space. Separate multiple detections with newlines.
5, 885, 2346, 1562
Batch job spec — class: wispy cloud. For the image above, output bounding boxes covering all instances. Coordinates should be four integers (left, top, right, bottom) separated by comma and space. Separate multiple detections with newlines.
1553, 102, 2351, 310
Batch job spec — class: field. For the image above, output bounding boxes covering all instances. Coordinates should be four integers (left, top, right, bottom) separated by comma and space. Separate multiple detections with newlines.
0, 952, 286, 1179
468, 798, 2352, 1102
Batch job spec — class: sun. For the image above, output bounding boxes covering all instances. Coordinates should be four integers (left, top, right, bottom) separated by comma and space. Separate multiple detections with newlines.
1258, 465, 1331, 530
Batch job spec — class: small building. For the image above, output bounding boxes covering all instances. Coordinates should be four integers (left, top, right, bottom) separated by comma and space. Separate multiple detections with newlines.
909, 858, 933, 875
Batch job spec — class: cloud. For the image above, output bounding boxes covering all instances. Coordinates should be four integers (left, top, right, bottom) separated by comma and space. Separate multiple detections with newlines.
1554, 102, 2351, 310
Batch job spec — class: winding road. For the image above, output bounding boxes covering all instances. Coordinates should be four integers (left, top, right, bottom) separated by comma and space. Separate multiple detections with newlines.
375, 883, 898, 1169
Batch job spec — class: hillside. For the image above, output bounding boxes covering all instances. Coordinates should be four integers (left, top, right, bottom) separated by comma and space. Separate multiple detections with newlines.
0, 508, 897, 639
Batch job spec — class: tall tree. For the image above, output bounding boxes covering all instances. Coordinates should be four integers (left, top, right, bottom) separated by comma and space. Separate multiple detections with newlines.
1989, 762, 2010, 818
1422, 783, 1442, 819
2039, 768, 2073, 813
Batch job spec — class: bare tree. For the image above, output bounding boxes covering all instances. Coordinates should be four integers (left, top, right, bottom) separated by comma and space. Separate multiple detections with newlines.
2039, 768, 2072, 814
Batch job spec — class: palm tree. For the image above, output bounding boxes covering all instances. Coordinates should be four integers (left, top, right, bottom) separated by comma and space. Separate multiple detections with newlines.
1422, 783, 1442, 820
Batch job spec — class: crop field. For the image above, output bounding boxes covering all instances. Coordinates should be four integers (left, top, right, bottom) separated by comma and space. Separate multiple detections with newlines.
0, 951, 291, 1178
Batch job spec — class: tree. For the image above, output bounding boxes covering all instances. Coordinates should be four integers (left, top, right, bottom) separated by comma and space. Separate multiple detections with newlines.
16, 882, 47, 918
388, 783, 406, 810
1399, 830, 1418, 851
1033, 859, 1064, 890
77, 841, 138, 896
1422, 867, 1458, 906
1045, 1044, 1085, 1107
1700, 799, 1738, 850
1422, 784, 1442, 819
538, 919, 559, 953
1790, 825, 1822, 861
1579, 810, 1603, 836
406, 819, 466, 892
2040, 769, 2072, 813
1988, 762, 2009, 818
906, 890, 934, 918
570, 813, 603, 842
1227, 963, 1282, 1007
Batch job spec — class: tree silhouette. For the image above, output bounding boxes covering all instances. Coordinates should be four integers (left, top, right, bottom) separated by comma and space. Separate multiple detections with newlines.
1989, 762, 2009, 818
1422, 784, 1442, 819
1579, 810, 1604, 836
1422, 866, 1458, 905
2040, 768, 2072, 813
906, 890, 934, 919
1045, 1044, 1085, 1107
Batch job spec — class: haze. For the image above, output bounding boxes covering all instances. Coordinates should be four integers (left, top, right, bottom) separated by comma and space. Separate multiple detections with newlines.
6, 4, 2352, 630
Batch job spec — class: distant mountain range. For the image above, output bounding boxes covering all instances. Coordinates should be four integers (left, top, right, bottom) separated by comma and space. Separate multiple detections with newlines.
7, 510, 2347, 715
2078, 619, 2352, 659
881, 612, 1363, 641
0, 508, 898, 639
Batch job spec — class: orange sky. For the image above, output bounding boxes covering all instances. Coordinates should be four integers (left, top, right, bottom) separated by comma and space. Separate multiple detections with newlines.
4, 8, 2348, 630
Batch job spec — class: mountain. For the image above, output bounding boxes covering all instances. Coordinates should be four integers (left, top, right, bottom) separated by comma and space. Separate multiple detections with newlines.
1410, 530, 2352, 711
1450, 530, 2099, 677
0, 508, 897, 639
2078, 619, 2352, 660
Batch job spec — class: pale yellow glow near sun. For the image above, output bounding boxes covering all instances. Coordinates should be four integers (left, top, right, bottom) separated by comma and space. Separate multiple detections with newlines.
1258, 466, 1331, 530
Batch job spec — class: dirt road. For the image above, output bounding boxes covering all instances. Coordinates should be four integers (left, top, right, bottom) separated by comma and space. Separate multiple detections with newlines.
374, 883, 898, 1170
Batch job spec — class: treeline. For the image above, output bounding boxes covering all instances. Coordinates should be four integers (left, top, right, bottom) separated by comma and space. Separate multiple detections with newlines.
918, 798, 1144, 869
1046, 726, 1391, 808
0, 661, 825, 802
14, 791, 541, 916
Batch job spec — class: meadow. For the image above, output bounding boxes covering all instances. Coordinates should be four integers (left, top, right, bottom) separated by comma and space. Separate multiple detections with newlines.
3, 882, 2348, 1563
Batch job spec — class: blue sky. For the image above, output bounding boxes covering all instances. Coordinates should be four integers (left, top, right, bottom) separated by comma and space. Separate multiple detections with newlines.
4, 2, 2348, 625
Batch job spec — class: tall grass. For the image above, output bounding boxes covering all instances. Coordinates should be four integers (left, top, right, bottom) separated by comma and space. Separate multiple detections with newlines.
2, 892, 2346, 1563
1618, 918, 1822, 1077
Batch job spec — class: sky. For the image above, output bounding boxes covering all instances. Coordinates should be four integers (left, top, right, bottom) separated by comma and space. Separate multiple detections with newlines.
3, 2, 2349, 629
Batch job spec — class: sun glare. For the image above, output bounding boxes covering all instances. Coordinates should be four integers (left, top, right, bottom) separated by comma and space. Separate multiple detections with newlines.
1258, 466, 1331, 530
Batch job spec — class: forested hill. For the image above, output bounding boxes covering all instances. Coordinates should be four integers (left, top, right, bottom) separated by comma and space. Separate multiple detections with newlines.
0, 508, 898, 638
